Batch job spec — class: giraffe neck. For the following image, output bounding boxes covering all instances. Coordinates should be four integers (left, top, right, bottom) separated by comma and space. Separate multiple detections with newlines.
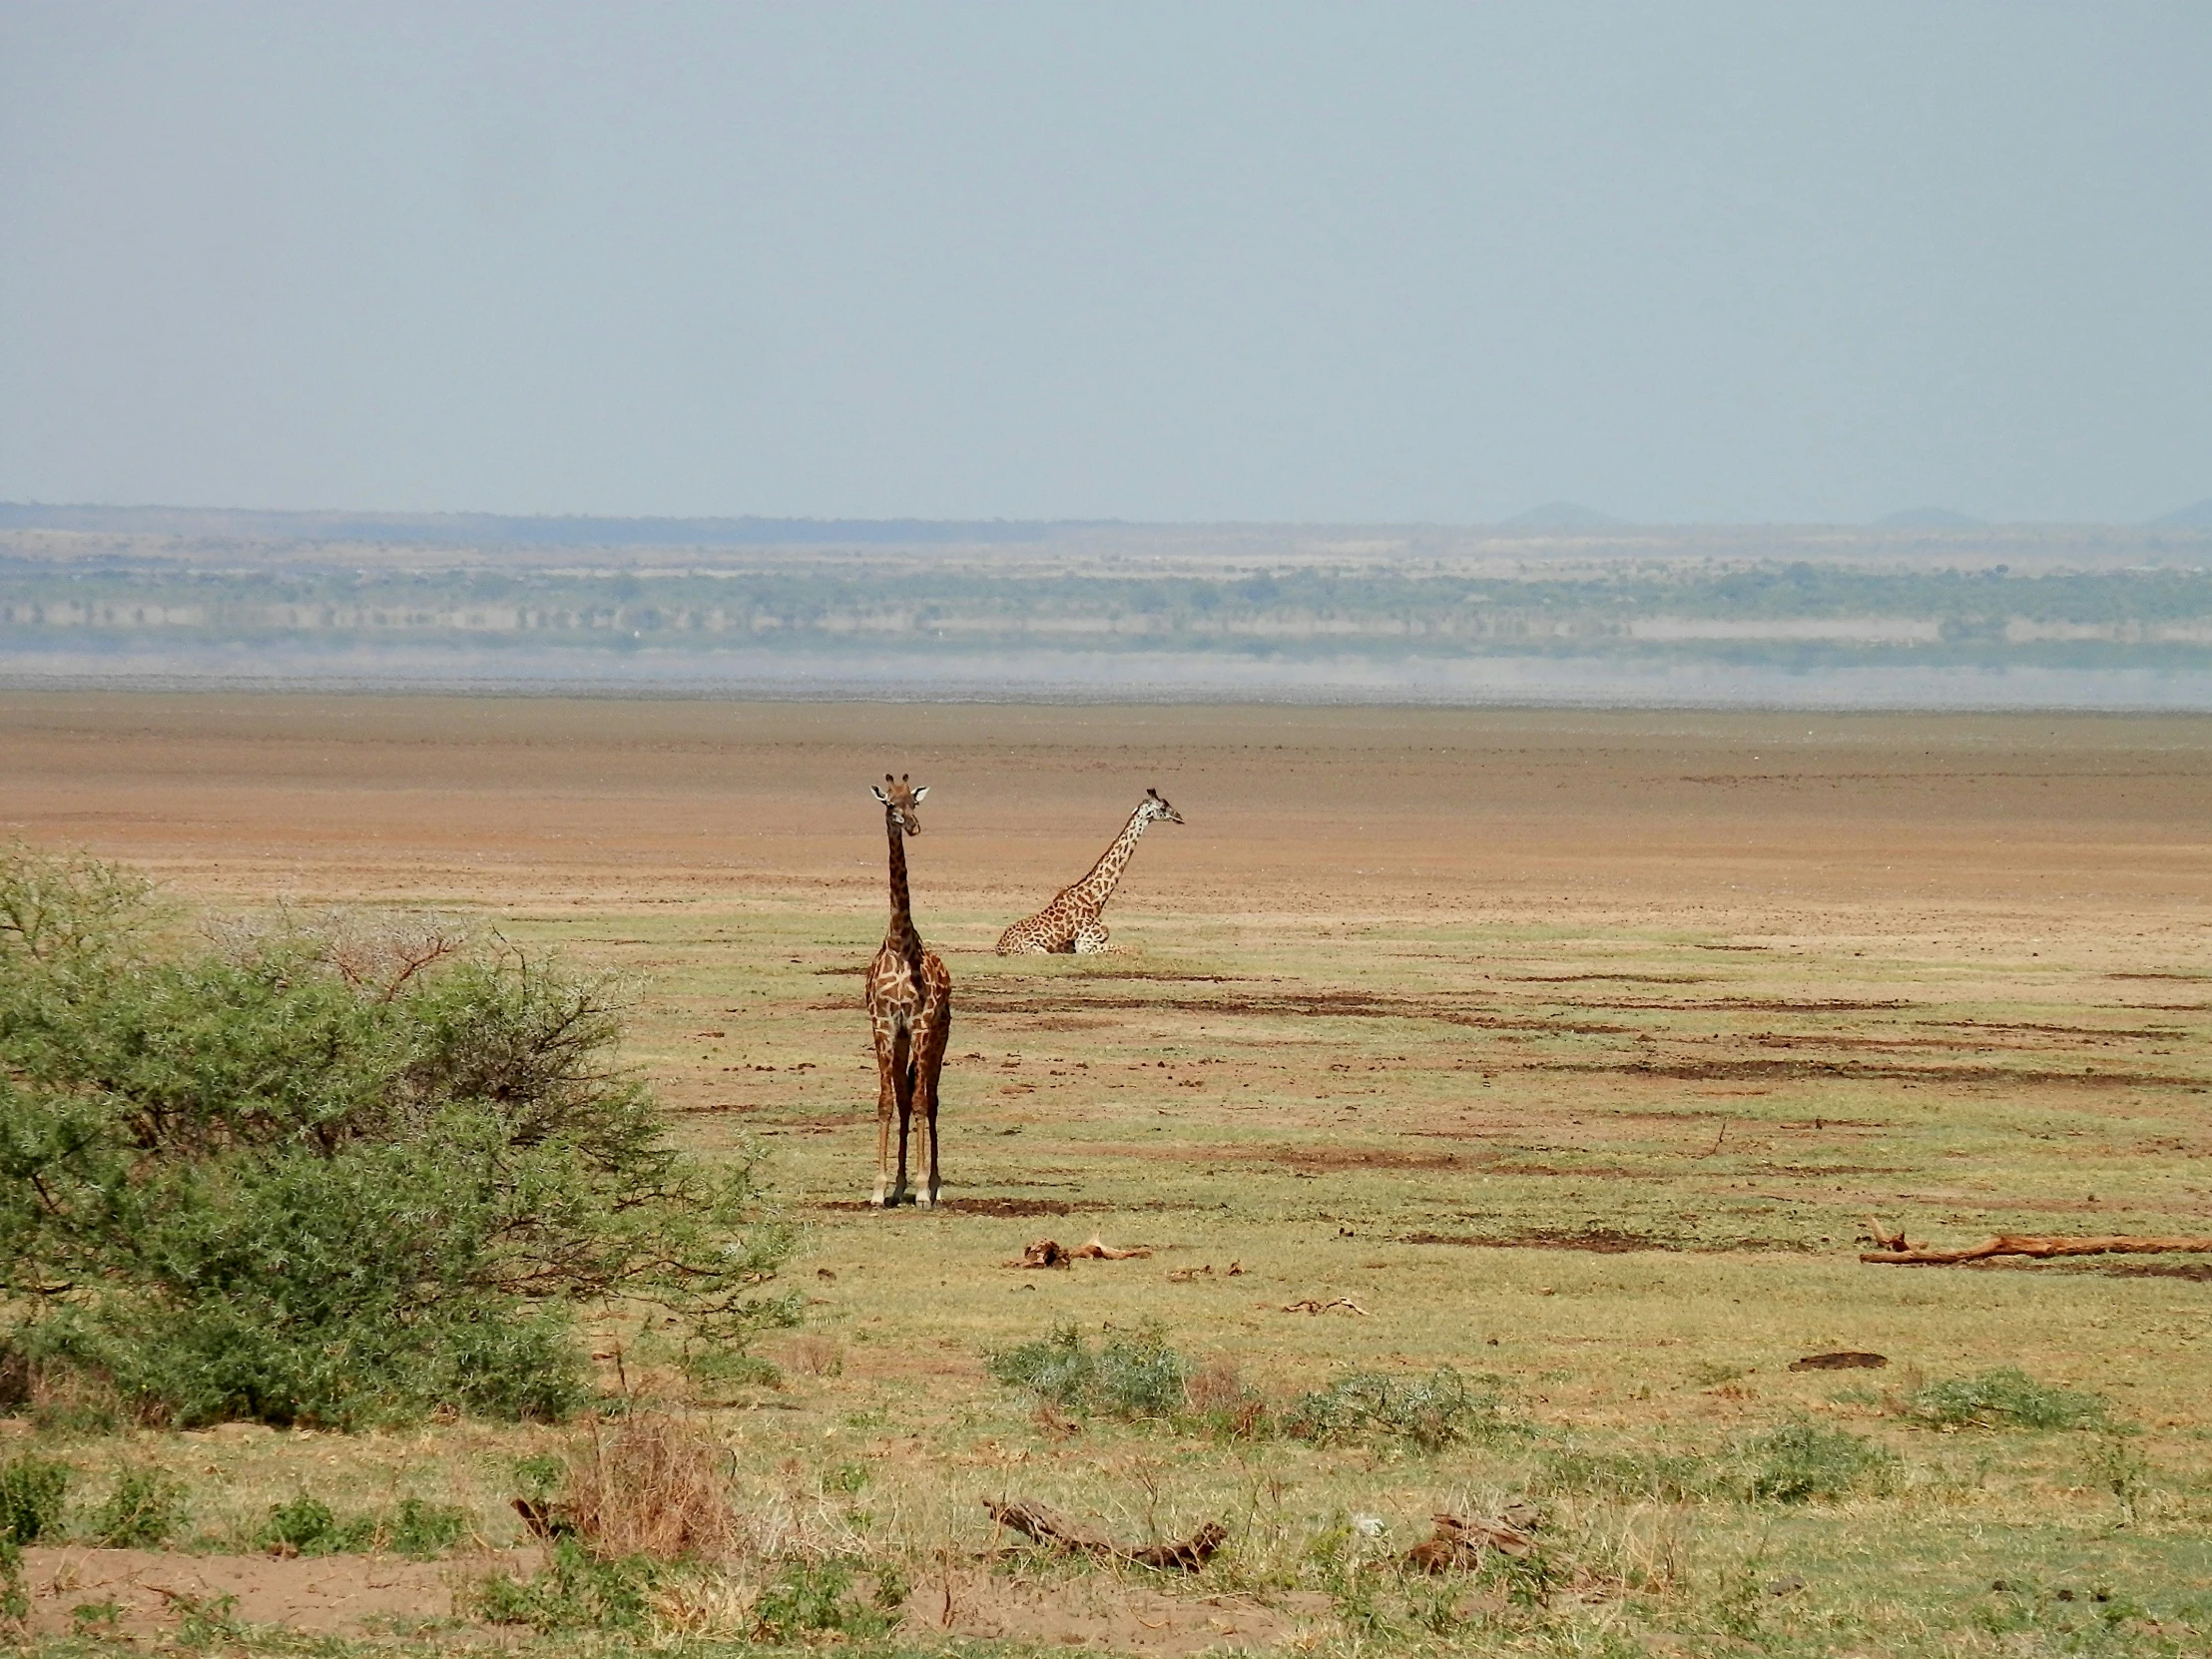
884, 812, 922, 954
1067, 807, 1151, 911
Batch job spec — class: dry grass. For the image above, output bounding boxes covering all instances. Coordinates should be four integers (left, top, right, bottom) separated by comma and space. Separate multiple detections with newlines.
563, 1412, 737, 1562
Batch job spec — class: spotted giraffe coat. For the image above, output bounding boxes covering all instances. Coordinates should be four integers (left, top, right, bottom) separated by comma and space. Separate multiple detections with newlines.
995, 789, 1184, 955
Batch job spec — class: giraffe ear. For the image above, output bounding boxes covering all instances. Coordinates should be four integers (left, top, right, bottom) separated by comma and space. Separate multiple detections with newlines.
1148, 788, 1161, 800
911, 785, 929, 803
871, 786, 890, 804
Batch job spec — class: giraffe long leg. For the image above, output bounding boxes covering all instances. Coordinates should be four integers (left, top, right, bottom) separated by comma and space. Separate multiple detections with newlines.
870, 1021, 906, 1207
1071, 918, 1111, 954
913, 985, 950, 1209
886, 1025, 914, 1207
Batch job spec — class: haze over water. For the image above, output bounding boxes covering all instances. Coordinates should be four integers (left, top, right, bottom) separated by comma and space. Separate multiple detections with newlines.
4, 7, 2209, 708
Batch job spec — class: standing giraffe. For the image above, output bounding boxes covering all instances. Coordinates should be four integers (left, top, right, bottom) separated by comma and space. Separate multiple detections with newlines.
864, 774, 952, 1207
996, 788, 1184, 954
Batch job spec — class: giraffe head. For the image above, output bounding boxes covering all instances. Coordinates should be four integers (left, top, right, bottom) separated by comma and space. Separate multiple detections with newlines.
1140, 787, 1184, 826
871, 773, 930, 834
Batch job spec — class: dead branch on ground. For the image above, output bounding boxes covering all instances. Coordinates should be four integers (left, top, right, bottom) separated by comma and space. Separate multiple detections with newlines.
1005, 1237, 1153, 1269
982, 1499, 1227, 1571
1282, 1297, 1369, 1316
1861, 1229, 2212, 1266
1402, 1508, 1540, 1572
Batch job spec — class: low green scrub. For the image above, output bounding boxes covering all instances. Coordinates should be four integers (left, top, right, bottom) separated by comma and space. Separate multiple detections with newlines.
1282, 1368, 1514, 1452
988, 1322, 1191, 1420
991, 1324, 1510, 1453
1740, 1421, 1897, 1503
0, 844, 793, 1429
0, 1454, 70, 1543
752, 1557, 904, 1642
1540, 1422, 1895, 1506
254, 1494, 471, 1558
1907, 1368, 2111, 1430
1, 1535, 23, 1627
89, 1467, 188, 1547
474, 1538, 660, 1634
1538, 1444, 1719, 1503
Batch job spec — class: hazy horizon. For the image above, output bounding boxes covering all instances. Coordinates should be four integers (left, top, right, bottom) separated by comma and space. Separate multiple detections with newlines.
5, 3, 2209, 526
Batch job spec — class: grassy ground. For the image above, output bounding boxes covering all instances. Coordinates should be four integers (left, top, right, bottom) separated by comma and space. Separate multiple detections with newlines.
8, 897, 2209, 1657
3, 698, 2208, 1654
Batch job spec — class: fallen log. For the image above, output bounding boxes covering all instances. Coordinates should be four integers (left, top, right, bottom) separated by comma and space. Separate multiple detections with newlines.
1071, 1236, 1152, 1260
1402, 1510, 1537, 1572
1006, 1237, 1153, 1269
1862, 1233, 2212, 1266
1789, 1352, 1888, 1372
982, 1499, 1227, 1571
1283, 1297, 1370, 1316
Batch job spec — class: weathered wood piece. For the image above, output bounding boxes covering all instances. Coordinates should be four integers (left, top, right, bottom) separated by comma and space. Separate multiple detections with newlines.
1005, 1237, 1152, 1268
982, 1499, 1227, 1571
1862, 1233, 2212, 1266
1789, 1352, 1888, 1371
1402, 1510, 1538, 1572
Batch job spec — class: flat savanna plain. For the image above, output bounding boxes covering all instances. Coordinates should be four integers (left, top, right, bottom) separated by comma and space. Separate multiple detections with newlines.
3, 694, 2210, 1656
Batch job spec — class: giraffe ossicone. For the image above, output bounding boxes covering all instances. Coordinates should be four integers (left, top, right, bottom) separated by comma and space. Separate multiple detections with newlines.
996, 788, 1184, 955
863, 773, 952, 1207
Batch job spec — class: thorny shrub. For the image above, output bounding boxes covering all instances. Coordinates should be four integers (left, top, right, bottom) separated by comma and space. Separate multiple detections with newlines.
0, 844, 794, 1429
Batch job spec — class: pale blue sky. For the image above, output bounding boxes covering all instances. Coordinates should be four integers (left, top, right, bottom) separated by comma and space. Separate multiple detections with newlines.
3, 2, 2206, 523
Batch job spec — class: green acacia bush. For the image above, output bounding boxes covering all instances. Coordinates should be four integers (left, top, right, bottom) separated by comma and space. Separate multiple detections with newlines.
0, 844, 792, 1429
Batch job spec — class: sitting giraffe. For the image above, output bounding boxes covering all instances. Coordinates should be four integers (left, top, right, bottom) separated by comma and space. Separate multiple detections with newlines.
996, 788, 1184, 955
864, 774, 952, 1207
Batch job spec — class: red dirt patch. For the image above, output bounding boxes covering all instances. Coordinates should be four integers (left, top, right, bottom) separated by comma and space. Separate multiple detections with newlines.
15, 1546, 541, 1642
820, 1197, 1110, 1217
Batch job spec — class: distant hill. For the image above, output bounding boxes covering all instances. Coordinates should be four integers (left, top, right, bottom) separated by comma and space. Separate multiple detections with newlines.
2151, 499, 2212, 528
1500, 501, 1625, 529
1873, 507, 1984, 528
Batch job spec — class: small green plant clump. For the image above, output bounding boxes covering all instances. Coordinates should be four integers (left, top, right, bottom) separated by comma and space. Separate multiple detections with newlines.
0, 1454, 71, 1544
255, 1494, 471, 1558
1538, 1444, 1718, 1503
987, 1322, 1192, 1419
1282, 1368, 1512, 1452
90, 1467, 189, 1547
0, 843, 794, 1429
474, 1538, 661, 1634
1539, 1424, 1895, 1507
1907, 1368, 2111, 1430
752, 1557, 903, 1643
1, 1535, 24, 1627
1740, 1421, 1897, 1504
